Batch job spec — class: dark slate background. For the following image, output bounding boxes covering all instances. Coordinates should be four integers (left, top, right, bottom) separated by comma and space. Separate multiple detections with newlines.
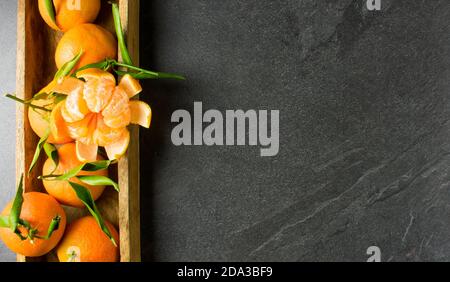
138, 0, 450, 262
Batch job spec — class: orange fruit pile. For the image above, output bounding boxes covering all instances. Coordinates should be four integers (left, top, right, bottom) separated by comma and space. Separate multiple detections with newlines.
0, 0, 162, 262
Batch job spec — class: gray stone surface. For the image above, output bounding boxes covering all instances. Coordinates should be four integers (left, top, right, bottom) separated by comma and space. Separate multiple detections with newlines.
140, 0, 450, 261
0, 1, 17, 262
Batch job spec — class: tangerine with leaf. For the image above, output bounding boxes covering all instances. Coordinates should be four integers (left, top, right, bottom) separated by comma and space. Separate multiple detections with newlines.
42, 143, 109, 208
0, 183, 66, 257
38, 0, 101, 32
55, 23, 117, 70
28, 82, 73, 144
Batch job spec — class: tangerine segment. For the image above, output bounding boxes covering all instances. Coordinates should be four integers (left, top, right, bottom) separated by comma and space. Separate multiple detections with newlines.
105, 129, 130, 160
42, 143, 107, 208
83, 76, 115, 113
61, 86, 89, 123
55, 23, 117, 70
103, 107, 131, 129
51, 76, 84, 95
57, 216, 119, 262
76, 140, 98, 162
101, 87, 130, 118
49, 102, 73, 144
0, 192, 67, 257
129, 101, 152, 128
119, 74, 143, 98
66, 113, 95, 139
38, 0, 101, 32
95, 115, 127, 147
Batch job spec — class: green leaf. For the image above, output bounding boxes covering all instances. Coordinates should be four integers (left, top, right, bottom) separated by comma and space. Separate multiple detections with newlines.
73, 60, 113, 76
112, 3, 133, 65
32, 92, 50, 101
39, 216, 61, 240
82, 160, 114, 172
0, 216, 9, 228
5, 94, 52, 112
28, 130, 50, 175
9, 175, 24, 232
48, 92, 67, 105
68, 182, 117, 246
18, 219, 31, 229
73, 58, 186, 81
43, 143, 59, 174
54, 50, 83, 81
43, 0, 57, 27
115, 69, 185, 80
77, 175, 119, 192
41, 160, 113, 181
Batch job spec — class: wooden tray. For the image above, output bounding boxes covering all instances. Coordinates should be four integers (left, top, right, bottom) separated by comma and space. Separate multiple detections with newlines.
15, 0, 141, 262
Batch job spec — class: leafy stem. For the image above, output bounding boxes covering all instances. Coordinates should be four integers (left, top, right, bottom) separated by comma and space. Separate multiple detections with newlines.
34, 216, 61, 240
74, 59, 185, 80
5, 94, 52, 112
39, 160, 119, 192
54, 50, 83, 82
43, 0, 57, 27
111, 2, 133, 65
28, 130, 50, 175
69, 182, 117, 246
0, 174, 61, 241
8, 175, 24, 233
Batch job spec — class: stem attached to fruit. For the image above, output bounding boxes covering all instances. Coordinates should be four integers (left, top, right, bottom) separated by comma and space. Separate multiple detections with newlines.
33, 215, 61, 240
69, 181, 117, 246
0, 175, 59, 241
74, 59, 185, 80
0, 216, 9, 228
43, 0, 57, 27
28, 131, 50, 175
9, 175, 24, 233
5, 94, 52, 112
112, 2, 133, 65
54, 50, 84, 82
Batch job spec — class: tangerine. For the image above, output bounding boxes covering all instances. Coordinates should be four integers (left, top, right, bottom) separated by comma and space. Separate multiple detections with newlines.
38, 0, 101, 32
55, 24, 117, 70
0, 192, 66, 257
56, 216, 119, 262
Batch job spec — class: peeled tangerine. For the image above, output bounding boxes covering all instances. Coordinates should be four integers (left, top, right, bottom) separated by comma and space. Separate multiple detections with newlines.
49, 69, 151, 162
